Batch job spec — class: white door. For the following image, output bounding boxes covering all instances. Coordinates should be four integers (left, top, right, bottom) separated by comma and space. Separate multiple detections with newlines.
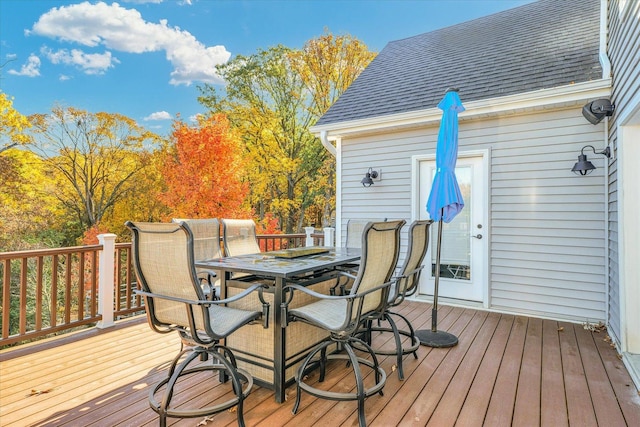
416, 153, 487, 303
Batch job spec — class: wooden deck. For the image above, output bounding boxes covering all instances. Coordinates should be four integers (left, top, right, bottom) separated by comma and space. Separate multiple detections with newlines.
1, 301, 639, 426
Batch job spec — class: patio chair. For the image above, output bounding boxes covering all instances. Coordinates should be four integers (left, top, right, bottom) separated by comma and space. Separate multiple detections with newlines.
358, 219, 432, 380
172, 218, 222, 300
222, 218, 261, 256
126, 221, 270, 427
282, 219, 405, 427
332, 217, 388, 295
345, 218, 387, 248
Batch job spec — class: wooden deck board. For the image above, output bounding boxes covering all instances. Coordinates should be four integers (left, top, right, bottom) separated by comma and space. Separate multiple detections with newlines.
454, 313, 514, 427
541, 319, 569, 427
559, 321, 598, 427
1, 301, 639, 427
511, 316, 541, 426
481, 314, 525, 425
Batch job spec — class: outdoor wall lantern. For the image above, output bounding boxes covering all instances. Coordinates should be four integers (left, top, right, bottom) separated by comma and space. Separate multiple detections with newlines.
361, 167, 380, 187
582, 99, 614, 124
571, 145, 611, 175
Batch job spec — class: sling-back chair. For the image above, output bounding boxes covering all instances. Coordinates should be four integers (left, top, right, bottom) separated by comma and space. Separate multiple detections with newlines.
221, 218, 261, 256
282, 220, 405, 427
359, 219, 432, 380
127, 221, 270, 427
172, 218, 222, 299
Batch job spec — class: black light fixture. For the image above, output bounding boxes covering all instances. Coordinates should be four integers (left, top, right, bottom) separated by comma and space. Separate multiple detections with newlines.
572, 145, 611, 175
582, 99, 614, 124
361, 167, 379, 187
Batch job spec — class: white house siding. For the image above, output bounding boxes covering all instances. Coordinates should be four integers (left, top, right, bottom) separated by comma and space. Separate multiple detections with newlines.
607, 0, 640, 348
340, 106, 608, 322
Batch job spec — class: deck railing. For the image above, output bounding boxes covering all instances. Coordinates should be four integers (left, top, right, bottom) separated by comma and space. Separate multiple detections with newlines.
0, 227, 334, 348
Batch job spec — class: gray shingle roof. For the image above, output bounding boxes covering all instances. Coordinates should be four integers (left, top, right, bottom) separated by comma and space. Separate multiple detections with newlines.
316, 0, 602, 127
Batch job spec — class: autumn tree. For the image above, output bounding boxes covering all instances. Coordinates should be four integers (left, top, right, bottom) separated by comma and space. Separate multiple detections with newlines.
198, 32, 376, 231
0, 149, 66, 250
103, 148, 171, 239
198, 46, 324, 233
288, 31, 376, 226
27, 106, 162, 240
160, 113, 250, 219
1, 92, 32, 153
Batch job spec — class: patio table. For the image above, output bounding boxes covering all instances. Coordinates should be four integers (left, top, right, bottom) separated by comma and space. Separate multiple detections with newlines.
196, 246, 361, 403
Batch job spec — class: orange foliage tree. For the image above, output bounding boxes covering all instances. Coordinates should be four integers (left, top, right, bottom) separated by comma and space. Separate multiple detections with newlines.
161, 113, 250, 219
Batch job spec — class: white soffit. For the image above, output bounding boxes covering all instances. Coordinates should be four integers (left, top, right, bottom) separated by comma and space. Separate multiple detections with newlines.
311, 79, 612, 139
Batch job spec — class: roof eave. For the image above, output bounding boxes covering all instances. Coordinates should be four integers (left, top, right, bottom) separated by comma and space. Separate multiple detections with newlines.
311, 79, 612, 140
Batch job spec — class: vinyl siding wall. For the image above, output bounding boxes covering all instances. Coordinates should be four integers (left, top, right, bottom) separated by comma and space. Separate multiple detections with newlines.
340, 106, 608, 322
606, 0, 640, 345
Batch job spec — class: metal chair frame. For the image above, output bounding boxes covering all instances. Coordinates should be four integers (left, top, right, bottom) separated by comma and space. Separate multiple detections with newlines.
127, 221, 269, 427
358, 219, 432, 380
282, 220, 405, 427
172, 218, 222, 299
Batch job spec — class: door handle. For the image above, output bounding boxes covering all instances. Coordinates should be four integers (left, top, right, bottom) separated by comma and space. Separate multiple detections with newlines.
472, 234, 483, 239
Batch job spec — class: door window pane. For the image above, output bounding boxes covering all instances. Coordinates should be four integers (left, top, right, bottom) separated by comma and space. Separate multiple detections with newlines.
431, 166, 471, 281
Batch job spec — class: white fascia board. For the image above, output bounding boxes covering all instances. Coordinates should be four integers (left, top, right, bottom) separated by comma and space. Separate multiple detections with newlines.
311, 79, 612, 140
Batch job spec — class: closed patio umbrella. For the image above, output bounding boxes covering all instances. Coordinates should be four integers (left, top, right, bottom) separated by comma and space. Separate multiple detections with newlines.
415, 88, 465, 348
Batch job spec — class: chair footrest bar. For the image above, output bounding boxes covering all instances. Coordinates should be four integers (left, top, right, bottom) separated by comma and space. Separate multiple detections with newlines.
354, 327, 420, 356
150, 365, 253, 420
296, 353, 386, 402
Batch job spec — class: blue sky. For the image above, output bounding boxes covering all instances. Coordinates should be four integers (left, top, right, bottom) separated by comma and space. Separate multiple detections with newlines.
1, 0, 534, 137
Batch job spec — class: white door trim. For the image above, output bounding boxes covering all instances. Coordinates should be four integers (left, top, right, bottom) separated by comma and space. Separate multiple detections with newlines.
411, 149, 490, 308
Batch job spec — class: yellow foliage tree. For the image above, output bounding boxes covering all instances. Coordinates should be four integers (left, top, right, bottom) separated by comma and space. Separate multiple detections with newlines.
0, 149, 65, 250
198, 32, 376, 231
0, 92, 32, 153
27, 106, 163, 241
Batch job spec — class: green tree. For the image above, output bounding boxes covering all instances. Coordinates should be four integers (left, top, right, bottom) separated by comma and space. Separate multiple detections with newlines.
198, 32, 375, 231
289, 32, 377, 226
27, 106, 162, 240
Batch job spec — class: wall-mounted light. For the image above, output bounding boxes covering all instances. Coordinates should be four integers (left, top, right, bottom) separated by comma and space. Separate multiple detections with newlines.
582, 99, 614, 124
571, 145, 611, 175
361, 167, 380, 187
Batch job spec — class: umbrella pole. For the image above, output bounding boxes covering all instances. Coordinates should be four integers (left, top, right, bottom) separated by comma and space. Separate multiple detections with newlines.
415, 212, 459, 348
431, 218, 443, 331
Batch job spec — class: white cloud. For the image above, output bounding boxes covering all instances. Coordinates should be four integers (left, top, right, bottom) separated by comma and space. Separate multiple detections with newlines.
188, 114, 202, 123
144, 111, 173, 121
122, 0, 164, 4
7, 54, 41, 77
29, 1, 229, 85
41, 46, 119, 75
59, 74, 72, 81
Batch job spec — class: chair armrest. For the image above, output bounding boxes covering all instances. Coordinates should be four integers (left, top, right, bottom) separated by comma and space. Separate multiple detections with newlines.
330, 271, 357, 296
280, 283, 348, 328
197, 269, 219, 300
135, 282, 271, 328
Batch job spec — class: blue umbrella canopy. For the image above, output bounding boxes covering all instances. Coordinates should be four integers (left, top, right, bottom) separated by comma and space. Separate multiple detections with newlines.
426, 90, 465, 223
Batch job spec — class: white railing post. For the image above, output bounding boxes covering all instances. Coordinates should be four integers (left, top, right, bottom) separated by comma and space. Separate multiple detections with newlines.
323, 227, 335, 247
97, 233, 117, 329
304, 227, 315, 247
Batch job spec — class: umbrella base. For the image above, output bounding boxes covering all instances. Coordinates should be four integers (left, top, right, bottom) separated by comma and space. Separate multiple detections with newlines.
415, 329, 459, 348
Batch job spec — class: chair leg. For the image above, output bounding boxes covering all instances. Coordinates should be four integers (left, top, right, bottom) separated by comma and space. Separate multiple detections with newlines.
159, 350, 201, 423
384, 315, 405, 380
343, 343, 367, 427
392, 311, 420, 359
319, 345, 327, 382
357, 310, 421, 380
293, 338, 386, 426
293, 340, 331, 415
149, 346, 253, 426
